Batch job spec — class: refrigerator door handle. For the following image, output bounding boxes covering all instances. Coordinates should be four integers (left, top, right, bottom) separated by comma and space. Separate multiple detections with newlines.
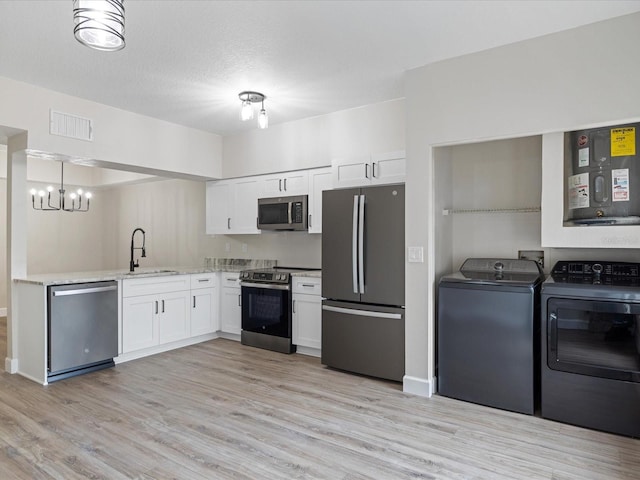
358, 194, 365, 294
322, 305, 402, 320
352, 195, 359, 294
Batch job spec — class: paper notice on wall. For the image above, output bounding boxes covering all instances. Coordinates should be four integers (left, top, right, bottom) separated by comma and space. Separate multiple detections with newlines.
578, 147, 589, 167
568, 173, 590, 209
611, 127, 636, 157
612, 168, 630, 202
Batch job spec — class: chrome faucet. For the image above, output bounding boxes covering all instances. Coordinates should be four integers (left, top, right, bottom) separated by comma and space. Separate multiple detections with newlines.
129, 227, 146, 272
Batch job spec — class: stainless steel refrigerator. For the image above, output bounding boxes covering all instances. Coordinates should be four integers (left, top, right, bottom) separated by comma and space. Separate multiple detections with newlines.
321, 184, 405, 381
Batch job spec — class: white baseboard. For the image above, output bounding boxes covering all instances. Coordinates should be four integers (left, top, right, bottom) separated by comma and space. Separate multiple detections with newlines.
294, 346, 321, 358
5, 357, 18, 374
403, 375, 435, 398
0, 307, 7, 317
115, 333, 218, 364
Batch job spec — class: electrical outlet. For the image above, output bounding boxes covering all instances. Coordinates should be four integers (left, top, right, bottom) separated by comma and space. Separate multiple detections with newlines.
225, 242, 230, 252
408, 246, 424, 263
242, 243, 248, 253
518, 250, 544, 268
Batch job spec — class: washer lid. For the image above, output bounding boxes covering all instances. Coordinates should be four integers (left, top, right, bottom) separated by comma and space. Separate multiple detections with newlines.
446, 258, 544, 286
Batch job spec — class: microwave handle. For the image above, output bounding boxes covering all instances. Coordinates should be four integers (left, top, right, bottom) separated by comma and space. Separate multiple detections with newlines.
288, 202, 292, 224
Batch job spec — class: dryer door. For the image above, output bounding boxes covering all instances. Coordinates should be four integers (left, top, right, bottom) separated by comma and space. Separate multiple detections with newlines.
547, 298, 640, 382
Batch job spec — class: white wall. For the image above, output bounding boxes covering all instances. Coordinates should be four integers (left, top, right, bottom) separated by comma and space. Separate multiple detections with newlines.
404, 12, 640, 395
448, 136, 542, 269
223, 99, 405, 177
0, 76, 223, 179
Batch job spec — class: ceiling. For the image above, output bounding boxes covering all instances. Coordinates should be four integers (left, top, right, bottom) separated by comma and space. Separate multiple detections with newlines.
1, 1, 639, 137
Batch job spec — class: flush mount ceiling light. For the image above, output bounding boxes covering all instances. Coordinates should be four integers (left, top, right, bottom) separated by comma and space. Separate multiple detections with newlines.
238, 91, 268, 129
73, 0, 125, 52
29, 162, 92, 212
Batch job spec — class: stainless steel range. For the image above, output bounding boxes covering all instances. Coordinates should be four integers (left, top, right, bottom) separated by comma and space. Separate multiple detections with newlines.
239, 267, 313, 354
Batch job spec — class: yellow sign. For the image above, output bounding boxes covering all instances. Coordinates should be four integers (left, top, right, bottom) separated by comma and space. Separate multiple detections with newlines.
610, 127, 636, 157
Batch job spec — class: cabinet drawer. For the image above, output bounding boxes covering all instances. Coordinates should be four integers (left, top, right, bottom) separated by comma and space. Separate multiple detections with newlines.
122, 274, 190, 297
221, 272, 241, 287
190, 273, 217, 289
292, 277, 322, 295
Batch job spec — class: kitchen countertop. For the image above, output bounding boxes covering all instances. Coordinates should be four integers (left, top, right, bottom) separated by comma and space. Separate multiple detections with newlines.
13, 260, 320, 286
291, 270, 322, 278
13, 267, 222, 286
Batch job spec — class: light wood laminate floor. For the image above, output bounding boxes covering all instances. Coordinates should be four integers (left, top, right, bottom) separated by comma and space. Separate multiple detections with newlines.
0, 317, 638, 479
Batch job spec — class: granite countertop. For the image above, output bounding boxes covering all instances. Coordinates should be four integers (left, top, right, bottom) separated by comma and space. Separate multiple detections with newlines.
291, 270, 322, 278
13, 258, 280, 286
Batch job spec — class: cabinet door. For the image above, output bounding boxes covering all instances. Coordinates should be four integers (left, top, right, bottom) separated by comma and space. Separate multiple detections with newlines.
231, 178, 261, 234
292, 293, 322, 350
122, 294, 159, 353
332, 155, 372, 188
281, 170, 309, 195
261, 171, 310, 196
370, 150, 406, 185
191, 287, 217, 336
206, 181, 231, 234
308, 167, 333, 234
221, 287, 242, 335
158, 290, 190, 344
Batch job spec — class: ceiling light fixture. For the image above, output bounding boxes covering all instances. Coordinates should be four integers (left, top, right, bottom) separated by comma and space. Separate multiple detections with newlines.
73, 0, 125, 52
238, 91, 268, 129
29, 162, 92, 212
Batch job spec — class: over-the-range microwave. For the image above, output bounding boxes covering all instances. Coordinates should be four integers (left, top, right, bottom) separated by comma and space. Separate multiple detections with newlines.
257, 195, 308, 231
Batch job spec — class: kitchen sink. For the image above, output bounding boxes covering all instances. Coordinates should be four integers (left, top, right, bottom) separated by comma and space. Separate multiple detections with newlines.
122, 269, 178, 276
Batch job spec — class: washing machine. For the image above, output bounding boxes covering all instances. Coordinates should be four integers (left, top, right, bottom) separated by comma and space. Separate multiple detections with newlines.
437, 258, 544, 414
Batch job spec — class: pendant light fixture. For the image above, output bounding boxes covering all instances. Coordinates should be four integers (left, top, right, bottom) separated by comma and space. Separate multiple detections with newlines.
238, 91, 268, 129
73, 0, 125, 52
29, 162, 92, 212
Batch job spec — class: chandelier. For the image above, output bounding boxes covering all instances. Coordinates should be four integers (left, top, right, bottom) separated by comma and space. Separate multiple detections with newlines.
29, 162, 92, 212
73, 0, 125, 52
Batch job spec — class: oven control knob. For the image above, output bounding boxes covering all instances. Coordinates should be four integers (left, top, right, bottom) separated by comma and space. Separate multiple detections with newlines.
592, 263, 603, 274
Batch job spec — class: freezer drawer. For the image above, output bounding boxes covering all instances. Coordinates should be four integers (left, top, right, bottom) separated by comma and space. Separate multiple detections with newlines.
321, 300, 404, 382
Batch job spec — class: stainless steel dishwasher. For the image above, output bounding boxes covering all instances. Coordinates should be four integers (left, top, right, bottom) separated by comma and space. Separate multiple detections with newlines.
47, 281, 119, 382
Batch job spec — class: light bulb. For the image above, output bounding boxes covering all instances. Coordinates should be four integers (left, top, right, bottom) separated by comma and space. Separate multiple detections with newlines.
70, 192, 77, 200
86, 192, 93, 199
258, 108, 269, 129
30, 188, 37, 196
77, 188, 84, 196
240, 100, 254, 121
38, 190, 45, 197
47, 185, 54, 192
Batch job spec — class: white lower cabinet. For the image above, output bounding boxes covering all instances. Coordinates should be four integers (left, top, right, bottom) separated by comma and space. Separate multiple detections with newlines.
220, 272, 242, 335
190, 273, 219, 336
122, 275, 190, 353
122, 293, 160, 352
122, 273, 219, 356
292, 276, 322, 355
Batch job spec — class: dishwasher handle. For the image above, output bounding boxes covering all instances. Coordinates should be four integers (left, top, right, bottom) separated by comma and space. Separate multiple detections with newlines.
52, 285, 118, 297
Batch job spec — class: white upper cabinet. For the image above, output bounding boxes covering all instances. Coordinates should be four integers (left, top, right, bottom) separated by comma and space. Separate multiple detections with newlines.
308, 167, 333, 234
206, 178, 260, 234
333, 150, 405, 188
261, 170, 309, 197
206, 181, 230, 234
232, 177, 261, 233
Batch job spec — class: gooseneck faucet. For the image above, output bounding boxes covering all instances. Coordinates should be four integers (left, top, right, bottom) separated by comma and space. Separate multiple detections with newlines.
130, 228, 146, 272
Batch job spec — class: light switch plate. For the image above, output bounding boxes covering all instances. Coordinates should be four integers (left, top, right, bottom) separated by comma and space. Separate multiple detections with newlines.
408, 246, 424, 263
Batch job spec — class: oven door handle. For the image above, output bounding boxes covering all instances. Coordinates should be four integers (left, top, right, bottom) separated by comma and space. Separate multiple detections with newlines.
240, 282, 290, 291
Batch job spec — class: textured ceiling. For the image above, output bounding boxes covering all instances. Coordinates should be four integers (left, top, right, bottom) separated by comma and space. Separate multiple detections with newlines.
1, 1, 639, 137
